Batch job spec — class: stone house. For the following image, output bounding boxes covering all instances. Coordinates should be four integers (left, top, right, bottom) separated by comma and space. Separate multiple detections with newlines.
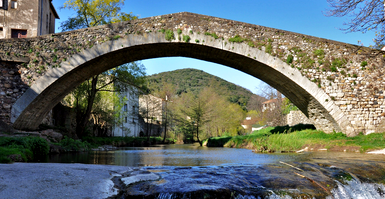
112, 89, 144, 137
0, 0, 59, 39
261, 98, 280, 112
138, 94, 165, 136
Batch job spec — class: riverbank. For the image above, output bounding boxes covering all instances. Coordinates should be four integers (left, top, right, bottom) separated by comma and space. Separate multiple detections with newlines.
0, 135, 173, 163
204, 124, 385, 154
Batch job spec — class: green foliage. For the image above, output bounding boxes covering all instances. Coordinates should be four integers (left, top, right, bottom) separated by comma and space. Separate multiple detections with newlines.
313, 49, 325, 58
183, 35, 191, 43
265, 43, 273, 54
177, 28, 182, 35
247, 41, 255, 47
290, 47, 302, 53
213, 124, 385, 153
189, 30, 193, 34
159, 28, 166, 33
281, 98, 299, 114
0, 137, 48, 163
332, 58, 346, 68
286, 55, 294, 64
228, 35, 248, 43
361, 61, 368, 67
204, 32, 219, 39
29, 137, 49, 160
331, 66, 337, 72
195, 39, 200, 43
165, 29, 175, 41
303, 58, 315, 69
58, 136, 91, 151
146, 68, 261, 110
60, 0, 137, 31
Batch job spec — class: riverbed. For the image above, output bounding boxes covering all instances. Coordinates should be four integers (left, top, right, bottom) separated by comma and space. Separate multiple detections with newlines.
2, 144, 385, 198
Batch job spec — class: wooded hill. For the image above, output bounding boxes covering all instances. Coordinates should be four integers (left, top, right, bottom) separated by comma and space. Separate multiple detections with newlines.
146, 68, 266, 111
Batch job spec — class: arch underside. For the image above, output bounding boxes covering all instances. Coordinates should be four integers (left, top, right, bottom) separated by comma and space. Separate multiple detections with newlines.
12, 41, 348, 134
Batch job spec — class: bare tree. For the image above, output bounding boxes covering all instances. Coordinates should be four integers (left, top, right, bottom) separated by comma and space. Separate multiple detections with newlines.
325, 0, 385, 46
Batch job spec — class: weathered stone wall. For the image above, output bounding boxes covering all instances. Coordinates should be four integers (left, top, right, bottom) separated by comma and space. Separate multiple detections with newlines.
0, 61, 29, 124
286, 110, 313, 126
0, 12, 385, 135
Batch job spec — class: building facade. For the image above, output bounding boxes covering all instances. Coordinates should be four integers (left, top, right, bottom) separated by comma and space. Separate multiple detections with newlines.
112, 89, 144, 137
0, 0, 59, 39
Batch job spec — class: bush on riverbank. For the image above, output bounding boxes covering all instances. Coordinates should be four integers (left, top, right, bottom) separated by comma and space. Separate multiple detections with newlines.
57, 136, 92, 152
0, 137, 49, 163
207, 124, 385, 153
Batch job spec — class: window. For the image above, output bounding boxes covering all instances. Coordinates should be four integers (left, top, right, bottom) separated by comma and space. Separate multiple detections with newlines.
11, 29, 27, 38
125, 117, 127, 123
0, 27, 3, 31
1, 0, 8, 10
10, 0, 16, 9
123, 104, 127, 111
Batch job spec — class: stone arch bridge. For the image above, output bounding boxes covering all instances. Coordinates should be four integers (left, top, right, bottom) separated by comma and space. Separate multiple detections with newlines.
1, 12, 385, 136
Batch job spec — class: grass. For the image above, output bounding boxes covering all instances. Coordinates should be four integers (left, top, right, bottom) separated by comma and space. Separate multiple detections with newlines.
0, 136, 49, 163
206, 124, 385, 153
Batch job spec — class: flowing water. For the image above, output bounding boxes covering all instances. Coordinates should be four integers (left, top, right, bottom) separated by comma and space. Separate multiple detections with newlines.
48, 144, 385, 198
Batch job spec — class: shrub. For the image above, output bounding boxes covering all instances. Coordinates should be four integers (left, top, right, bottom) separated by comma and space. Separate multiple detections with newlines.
59, 136, 91, 152
28, 137, 49, 160
313, 49, 325, 58
265, 43, 273, 54
332, 58, 346, 68
361, 61, 368, 67
204, 32, 219, 39
228, 35, 247, 43
331, 66, 337, 72
165, 29, 175, 41
183, 35, 191, 43
286, 55, 294, 64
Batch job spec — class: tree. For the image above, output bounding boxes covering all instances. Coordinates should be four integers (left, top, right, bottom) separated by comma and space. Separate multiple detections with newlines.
60, 0, 141, 138
64, 63, 146, 138
325, 0, 385, 46
60, 0, 137, 31
138, 94, 163, 142
153, 81, 176, 143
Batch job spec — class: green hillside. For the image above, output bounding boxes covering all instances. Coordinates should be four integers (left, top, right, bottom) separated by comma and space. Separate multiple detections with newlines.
146, 68, 265, 110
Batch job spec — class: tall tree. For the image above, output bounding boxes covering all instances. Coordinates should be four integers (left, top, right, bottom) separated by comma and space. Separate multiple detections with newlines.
60, 0, 141, 138
153, 81, 176, 143
64, 63, 146, 138
60, 0, 137, 31
325, 0, 385, 46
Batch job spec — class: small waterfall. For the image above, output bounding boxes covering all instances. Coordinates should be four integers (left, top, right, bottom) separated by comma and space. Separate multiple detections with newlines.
157, 193, 175, 199
331, 177, 385, 199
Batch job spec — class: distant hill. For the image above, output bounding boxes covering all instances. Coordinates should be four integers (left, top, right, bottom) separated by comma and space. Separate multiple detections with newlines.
146, 68, 266, 111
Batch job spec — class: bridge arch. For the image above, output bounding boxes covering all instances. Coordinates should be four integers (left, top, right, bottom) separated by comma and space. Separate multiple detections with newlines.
11, 30, 354, 135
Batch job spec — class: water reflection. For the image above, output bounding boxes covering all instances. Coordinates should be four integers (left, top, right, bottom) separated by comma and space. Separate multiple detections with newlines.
49, 144, 305, 167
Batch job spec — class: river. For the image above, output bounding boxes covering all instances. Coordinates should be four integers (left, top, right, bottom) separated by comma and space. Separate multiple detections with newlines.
46, 144, 385, 198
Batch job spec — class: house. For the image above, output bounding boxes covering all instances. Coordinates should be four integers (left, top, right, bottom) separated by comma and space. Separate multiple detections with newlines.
0, 0, 59, 39
261, 98, 280, 112
138, 94, 165, 136
112, 89, 144, 137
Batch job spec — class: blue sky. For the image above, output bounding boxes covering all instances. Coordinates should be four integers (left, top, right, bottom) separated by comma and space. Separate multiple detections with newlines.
52, 0, 376, 95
